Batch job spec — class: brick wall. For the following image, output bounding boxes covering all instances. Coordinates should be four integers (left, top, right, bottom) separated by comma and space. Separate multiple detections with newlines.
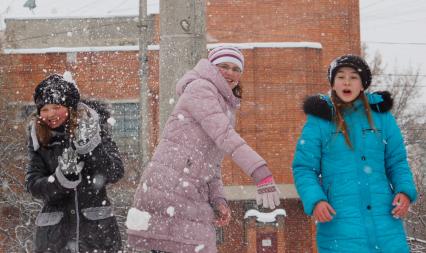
207, 0, 361, 74
222, 47, 322, 185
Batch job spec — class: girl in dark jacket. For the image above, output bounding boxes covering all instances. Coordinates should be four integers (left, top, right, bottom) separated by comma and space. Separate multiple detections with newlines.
25, 74, 124, 253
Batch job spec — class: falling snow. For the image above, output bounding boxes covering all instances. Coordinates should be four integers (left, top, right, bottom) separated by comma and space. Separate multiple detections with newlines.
142, 182, 148, 193
63, 71, 75, 84
107, 117, 117, 126
363, 166, 372, 174
166, 206, 175, 217
195, 244, 205, 252
47, 175, 55, 183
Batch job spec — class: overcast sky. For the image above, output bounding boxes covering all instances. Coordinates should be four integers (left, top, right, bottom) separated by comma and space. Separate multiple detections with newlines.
1, 0, 425, 75
360, 0, 426, 75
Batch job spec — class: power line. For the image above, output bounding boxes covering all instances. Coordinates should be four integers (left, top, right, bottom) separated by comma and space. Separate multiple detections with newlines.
374, 73, 426, 77
363, 41, 426, 46
1, 62, 425, 77
361, 0, 426, 16
360, 0, 387, 10
5, 20, 131, 43
68, 0, 106, 15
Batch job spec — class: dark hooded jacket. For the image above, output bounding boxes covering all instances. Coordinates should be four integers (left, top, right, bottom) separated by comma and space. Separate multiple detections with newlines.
25, 101, 124, 253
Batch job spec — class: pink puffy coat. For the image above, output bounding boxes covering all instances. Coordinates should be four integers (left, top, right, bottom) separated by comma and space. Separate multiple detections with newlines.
127, 59, 266, 253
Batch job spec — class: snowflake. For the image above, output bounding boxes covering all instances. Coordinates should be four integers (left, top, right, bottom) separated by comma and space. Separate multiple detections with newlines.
48, 175, 55, 183
166, 206, 175, 217
195, 244, 205, 252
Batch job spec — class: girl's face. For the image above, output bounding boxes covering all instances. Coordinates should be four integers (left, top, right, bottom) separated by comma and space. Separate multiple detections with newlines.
39, 104, 69, 129
216, 62, 242, 88
332, 66, 364, 103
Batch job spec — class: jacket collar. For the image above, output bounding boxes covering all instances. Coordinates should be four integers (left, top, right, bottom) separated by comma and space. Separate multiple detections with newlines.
303, 91, 393, 121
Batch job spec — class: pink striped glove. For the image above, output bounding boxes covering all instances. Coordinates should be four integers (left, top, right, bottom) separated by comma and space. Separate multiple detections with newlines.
256, 176, 280, 209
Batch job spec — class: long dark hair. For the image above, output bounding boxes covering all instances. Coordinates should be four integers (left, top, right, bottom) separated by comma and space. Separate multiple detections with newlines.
331, 91, 375, 148
232, 83, 242, 99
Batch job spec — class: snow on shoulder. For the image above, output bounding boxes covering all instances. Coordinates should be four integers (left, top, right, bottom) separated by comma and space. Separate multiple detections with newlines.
244, 209, 286, 223
125, 207, 152, 231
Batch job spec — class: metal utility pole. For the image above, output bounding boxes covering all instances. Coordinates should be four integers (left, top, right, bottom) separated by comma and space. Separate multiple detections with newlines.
138, 0, 154, 168
159, 0, 206, 131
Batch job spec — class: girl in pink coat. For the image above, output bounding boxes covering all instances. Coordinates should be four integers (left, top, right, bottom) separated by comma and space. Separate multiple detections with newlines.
126, 46, 280, 253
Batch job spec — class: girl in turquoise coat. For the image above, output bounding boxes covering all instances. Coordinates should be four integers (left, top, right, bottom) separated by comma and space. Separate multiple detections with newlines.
292, 55, 417, 253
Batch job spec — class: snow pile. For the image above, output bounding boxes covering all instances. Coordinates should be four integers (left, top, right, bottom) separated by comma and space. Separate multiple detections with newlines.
244, 208, 286, 223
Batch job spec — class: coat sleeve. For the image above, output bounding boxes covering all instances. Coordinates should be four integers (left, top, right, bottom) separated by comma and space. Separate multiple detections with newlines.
181, 80, 266, 177
25, 135, 75, 202
79, 121, 124, 184
207, 166, 227, 208
292, 115, 327, 216
384, 112, 417, 202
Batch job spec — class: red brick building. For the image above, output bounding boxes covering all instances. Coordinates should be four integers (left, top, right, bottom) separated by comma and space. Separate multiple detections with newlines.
0, 1, 361, 252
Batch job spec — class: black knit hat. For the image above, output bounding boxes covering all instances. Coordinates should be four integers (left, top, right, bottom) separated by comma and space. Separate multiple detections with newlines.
327, 54, 372, 89
33, 74, 80, 113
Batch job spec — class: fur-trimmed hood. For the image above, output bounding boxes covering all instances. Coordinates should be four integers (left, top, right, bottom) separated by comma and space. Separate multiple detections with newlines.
303, 91, 393, 121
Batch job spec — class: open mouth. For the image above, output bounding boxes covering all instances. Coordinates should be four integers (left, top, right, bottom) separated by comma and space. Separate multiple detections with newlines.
342, 89, 352, 95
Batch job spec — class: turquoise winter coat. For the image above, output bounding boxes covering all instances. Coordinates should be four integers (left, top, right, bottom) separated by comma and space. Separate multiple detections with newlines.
292, 92, 417, 253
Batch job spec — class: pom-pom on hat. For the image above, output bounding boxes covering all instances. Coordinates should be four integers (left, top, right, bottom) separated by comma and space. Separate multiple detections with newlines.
327, 54, 372, 89
208, 46, 244, 72
33, 74, 80, 113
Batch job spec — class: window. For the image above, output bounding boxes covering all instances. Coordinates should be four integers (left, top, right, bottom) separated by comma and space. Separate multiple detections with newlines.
110, 103, 140, 156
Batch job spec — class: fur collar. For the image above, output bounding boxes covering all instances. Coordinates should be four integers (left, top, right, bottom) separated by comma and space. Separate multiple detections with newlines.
303, 91, 393, 121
